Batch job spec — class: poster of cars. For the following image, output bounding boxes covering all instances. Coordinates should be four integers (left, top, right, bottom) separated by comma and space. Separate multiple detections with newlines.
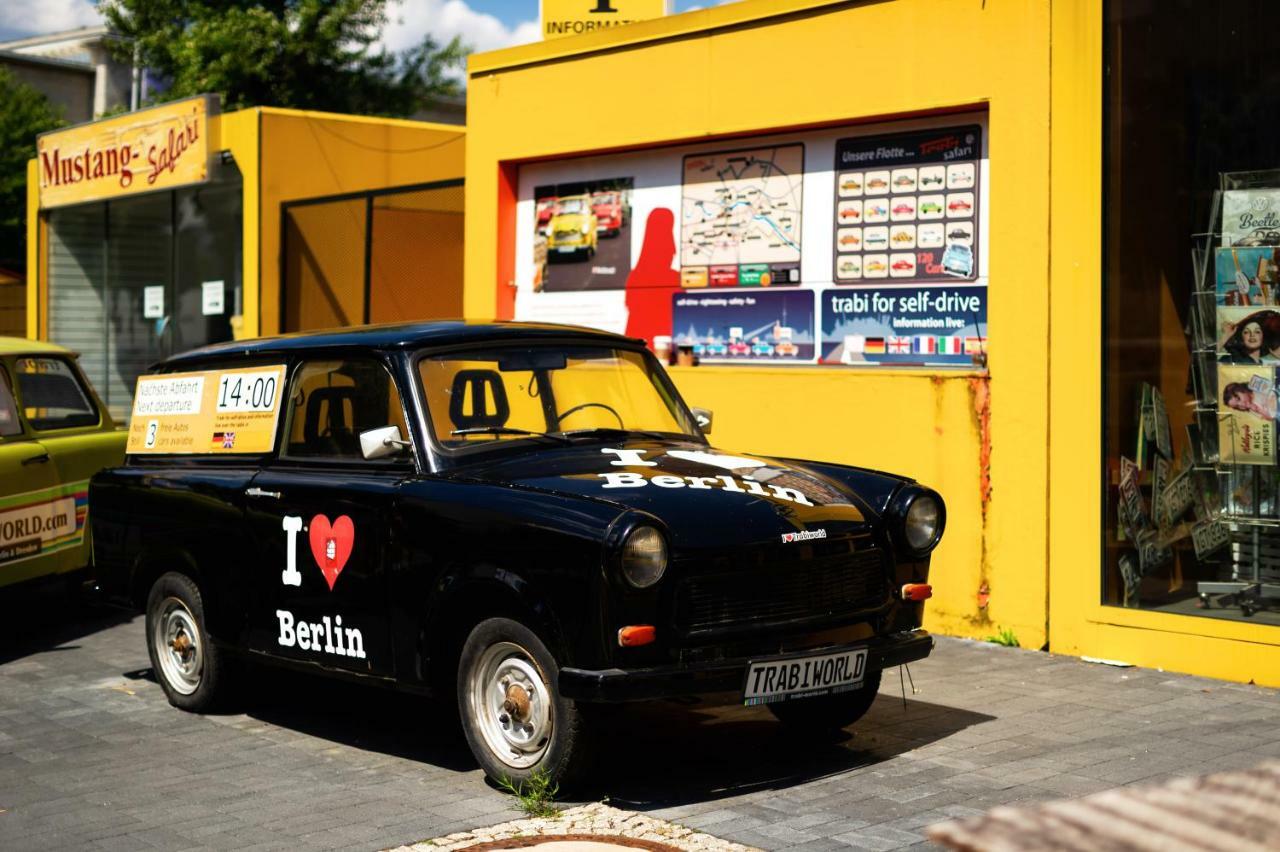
680, 144, 804, 287
833, 125, 981, 283
1221, 189, 1280, 247
819, 286, 987, 366
672, 289, 816, 363
512, 112, 988, 369
534, 178, 634, 292
1218, 364, 1277, 465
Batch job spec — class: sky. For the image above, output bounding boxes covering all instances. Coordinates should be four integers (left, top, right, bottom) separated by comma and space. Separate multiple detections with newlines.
0, 0, 711, 54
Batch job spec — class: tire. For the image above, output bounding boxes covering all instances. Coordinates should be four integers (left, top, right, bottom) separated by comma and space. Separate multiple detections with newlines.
457, 617, 593, 786
767, 669, 883, 731
145, 572, 232, 712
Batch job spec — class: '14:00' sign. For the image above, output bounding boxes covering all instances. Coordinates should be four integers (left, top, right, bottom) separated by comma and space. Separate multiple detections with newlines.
37, 95, 215, 209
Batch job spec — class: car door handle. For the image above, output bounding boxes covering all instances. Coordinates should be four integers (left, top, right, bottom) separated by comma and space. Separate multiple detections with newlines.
21, 452, 50, 466
245, 487, 282, 499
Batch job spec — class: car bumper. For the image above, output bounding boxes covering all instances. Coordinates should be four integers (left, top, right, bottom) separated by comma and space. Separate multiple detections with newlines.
559, 628, 933, 703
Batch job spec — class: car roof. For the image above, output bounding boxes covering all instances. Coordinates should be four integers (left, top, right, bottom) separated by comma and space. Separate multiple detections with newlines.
0, 336, 74, 357
161, 320, 645, 368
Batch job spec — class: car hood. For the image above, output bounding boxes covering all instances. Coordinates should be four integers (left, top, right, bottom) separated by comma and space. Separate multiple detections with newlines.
446, 439, 891, 552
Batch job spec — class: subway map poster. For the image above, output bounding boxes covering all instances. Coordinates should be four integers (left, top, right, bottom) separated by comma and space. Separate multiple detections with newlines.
680, 144, 804, 287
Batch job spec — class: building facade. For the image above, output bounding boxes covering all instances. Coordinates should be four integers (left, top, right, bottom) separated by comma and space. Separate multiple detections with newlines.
462, 0, 1280, 686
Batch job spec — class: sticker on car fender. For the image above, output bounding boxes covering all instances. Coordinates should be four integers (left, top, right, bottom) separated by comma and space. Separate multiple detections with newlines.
743, 647, 867, 705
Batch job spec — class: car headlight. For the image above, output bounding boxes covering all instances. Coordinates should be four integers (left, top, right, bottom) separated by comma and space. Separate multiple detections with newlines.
888, 486, 945, 557
580, 222, 592, 235
620, 526, 667, 588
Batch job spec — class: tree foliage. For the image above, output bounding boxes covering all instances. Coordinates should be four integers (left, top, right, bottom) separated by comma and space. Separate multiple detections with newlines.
101, 0, 467, 116
0, 69, 64, 271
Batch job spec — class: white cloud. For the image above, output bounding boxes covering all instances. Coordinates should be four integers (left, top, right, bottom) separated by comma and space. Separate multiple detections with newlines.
0, 0, 102, 38
382, 0, 539, 56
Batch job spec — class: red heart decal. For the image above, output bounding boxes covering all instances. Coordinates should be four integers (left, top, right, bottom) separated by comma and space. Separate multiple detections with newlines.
308, 514, 354, 591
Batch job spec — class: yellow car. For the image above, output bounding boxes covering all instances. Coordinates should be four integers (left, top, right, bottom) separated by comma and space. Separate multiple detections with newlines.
0, 338, 126, 590
546, 195, 599, 259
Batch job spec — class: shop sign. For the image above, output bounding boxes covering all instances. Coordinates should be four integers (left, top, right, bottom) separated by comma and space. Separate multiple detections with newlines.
37, 95, 214, 209
127, 365, 286, 455
541, 0, 670, 39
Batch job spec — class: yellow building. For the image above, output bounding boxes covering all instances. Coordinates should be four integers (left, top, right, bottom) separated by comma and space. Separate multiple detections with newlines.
464, 0, 1280, 686
27, 98, 464, 419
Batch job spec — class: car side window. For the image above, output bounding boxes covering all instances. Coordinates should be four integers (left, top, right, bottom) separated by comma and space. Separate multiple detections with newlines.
281, 358, 410, 461
13, 357, 98, 431
0, 367, 23, 437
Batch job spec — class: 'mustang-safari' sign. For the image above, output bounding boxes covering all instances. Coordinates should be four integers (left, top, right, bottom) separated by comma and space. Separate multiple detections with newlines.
37, 95, 214, 209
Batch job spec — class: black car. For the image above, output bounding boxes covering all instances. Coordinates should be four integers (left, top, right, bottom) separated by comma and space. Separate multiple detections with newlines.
90, 321, 944, 784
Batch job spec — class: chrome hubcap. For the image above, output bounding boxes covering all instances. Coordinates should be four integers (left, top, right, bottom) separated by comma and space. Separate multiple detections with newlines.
469, 641, 552, 769
153, 597, 202, 695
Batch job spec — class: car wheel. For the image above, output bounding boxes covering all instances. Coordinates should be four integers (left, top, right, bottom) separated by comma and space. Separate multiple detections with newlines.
767, 669, 883, 731
145, 572, 231, 712
457, 617, 593, 786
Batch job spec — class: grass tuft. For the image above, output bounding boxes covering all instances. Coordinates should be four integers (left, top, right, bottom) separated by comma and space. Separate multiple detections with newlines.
498, 768, 562, 818
984, 627, 1020, 647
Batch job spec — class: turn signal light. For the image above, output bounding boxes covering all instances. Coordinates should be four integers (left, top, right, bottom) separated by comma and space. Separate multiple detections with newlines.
617, 625, 656, 647
901, 583, 933, 602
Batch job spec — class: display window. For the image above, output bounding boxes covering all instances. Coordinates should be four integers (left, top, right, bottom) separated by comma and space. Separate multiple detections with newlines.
511, 114, 990, 370
1103, 0, 1280, 625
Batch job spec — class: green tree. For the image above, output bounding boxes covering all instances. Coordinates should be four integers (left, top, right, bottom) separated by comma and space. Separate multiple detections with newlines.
0, 69, 64, 271
101, 0, 467, 116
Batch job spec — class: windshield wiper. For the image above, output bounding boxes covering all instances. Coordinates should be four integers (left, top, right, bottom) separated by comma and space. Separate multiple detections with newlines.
451, 427, 572, 444
554, 427, 679, 441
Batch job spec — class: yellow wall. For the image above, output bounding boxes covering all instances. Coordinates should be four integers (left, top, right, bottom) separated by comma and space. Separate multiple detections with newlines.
257, 109, 464, 336
465, 0, 1052, 650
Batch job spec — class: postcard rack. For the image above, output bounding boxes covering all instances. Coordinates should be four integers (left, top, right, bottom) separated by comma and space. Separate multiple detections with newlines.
1184, 170, 1280, 616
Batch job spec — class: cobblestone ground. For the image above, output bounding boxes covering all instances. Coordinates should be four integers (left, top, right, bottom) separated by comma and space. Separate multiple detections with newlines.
1, 586, 1278, 851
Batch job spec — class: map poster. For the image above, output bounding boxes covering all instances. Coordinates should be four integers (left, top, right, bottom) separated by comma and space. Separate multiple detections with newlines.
534, 178, 634, 292
833, 125, 981, 284
681, 144, 804, 288
1217, 364, 1277, 465
1214, 246, 1279, 306
1222, 189, 1280, 247
672, 289, 816, 363
127, 365, 287, 455
819, 285, 987, 366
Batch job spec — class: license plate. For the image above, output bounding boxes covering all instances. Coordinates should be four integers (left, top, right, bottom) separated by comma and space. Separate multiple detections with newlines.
743, 647, 867, 706
556, 246, 578, 253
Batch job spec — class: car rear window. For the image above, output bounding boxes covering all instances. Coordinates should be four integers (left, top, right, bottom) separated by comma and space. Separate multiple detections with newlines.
14, 357, 98, 431
0, 368, 22, 437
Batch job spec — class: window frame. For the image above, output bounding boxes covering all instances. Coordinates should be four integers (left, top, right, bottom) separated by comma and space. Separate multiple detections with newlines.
13, 355, 101, 434
273, 352, 419, 471
0, 363, 28, 440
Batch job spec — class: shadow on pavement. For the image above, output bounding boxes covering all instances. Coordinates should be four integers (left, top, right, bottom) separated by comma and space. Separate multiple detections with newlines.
589, 693, 993, 809
0, 579, 133, 665
227, 666, 480, 773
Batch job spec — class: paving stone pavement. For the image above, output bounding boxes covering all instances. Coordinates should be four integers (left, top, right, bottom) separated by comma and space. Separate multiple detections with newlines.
1, 587, 1278, 851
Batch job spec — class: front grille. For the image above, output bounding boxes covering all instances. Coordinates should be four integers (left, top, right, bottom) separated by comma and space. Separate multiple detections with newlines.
674, 546, 890, 635
553, 229, 580, 240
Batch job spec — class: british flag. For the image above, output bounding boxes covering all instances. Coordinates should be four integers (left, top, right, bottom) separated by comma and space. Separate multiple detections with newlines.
220, 431, 236, 449
887, 336, 912, 353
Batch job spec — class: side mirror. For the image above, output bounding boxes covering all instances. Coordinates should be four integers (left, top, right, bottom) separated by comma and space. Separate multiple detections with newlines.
359, 425, 410, 460
691, 407, 713, 434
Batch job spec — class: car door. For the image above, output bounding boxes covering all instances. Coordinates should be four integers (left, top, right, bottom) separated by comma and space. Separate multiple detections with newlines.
0, 360, 66, 588
10, 354, 124, 575
241, 355, 415, 678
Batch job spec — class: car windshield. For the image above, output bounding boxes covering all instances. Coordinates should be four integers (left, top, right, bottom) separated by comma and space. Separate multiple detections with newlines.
556, 198, 586, 214
418, 345, 700, 452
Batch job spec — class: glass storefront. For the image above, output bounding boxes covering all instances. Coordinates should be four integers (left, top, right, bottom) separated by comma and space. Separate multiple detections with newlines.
47, 159, 242, 420
1104, 0, 1280, 626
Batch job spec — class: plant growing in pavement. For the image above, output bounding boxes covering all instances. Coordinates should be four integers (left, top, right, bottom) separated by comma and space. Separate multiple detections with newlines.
498, 768, 561, 819
985, 627, 1020, 648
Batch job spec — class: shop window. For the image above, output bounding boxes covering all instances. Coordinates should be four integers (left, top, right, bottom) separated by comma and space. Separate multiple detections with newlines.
1103, 0, 1280, 625
46, 160, 242, 422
